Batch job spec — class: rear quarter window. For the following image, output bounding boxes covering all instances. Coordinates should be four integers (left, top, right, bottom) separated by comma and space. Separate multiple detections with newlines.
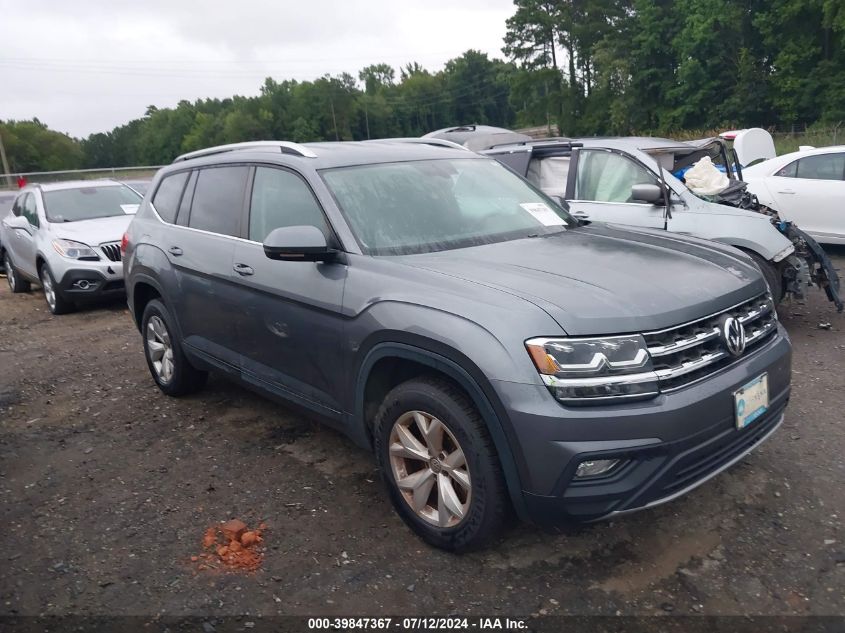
152, 172, 189, 223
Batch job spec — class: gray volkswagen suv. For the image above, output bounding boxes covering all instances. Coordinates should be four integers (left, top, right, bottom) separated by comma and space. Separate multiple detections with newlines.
124, 139, 791, 551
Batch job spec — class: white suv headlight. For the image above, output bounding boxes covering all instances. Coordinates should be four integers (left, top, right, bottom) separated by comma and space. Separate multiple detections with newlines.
52, 239, 100, 260
525, 335, 659, 404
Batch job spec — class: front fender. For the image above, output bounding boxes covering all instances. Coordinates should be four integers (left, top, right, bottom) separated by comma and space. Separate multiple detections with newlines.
353, 340, 531, 522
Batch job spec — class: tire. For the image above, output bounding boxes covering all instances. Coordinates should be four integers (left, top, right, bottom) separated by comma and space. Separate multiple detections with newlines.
40, 265, 75, 315
747, 252, 783, 302
374, 376, 509, 552
4, 251, 31, 294
141, 298, 208, 396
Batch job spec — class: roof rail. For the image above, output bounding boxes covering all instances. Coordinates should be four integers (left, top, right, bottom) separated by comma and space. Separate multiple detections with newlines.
173, 141, 317, 163
485, 137, 584, 151
373, 137, 471, 151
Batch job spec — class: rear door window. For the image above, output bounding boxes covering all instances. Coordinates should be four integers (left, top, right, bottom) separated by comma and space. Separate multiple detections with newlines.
188, 166, 248, 237
527, 157, 570, 199
152, 171, 189, 223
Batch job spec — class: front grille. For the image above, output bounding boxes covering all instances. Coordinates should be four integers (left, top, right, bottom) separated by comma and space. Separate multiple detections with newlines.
100, 242, 122, 262
644, 293, 777, 391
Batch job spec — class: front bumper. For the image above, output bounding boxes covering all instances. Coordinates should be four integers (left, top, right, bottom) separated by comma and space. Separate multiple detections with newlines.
56, 259, 125, 299
494, 325, 792, 526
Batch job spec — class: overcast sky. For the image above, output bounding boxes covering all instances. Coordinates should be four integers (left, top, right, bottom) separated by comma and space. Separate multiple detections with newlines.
0, 0, 515, 138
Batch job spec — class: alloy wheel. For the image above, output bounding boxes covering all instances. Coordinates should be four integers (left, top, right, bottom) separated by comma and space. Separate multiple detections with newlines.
388, 410, 472, 528
146, 315, 174, 383
41, 269, 56, 311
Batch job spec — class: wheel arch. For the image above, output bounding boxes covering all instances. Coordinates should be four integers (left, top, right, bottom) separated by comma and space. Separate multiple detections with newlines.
130, 273, 166, 331
354, 340, 530, 521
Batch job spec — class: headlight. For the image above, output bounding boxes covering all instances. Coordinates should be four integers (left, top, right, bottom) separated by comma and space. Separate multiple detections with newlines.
525, 335, 659, 404
52, 239, 100, 260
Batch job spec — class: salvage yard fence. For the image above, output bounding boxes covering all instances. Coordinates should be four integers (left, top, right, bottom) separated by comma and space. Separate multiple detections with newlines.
0, 165, 163, 191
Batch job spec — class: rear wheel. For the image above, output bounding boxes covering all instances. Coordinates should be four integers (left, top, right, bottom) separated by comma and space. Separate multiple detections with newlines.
141, 299, 208, 396
374, 376, 509, 552
748, 252, 783, 301
4, 251, 31, 293
40, 265, 74, 314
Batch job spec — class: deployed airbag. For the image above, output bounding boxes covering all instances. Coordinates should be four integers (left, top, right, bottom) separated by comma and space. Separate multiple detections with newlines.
683, 156, 730, 195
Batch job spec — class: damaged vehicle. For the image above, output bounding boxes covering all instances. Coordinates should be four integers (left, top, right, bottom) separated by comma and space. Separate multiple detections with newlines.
473, 135, 842, 312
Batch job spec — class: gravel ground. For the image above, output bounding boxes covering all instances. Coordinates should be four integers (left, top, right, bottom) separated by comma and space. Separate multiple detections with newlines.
1, 251, 844, 618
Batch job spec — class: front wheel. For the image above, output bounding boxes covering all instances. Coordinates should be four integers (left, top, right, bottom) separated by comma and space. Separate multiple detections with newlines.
374, 377, 509, 552
40, 265, 74, 314
141, 299, 207, 396
747, 252, 784, 301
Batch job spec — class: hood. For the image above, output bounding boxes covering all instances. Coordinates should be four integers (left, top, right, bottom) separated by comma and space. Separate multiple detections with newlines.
48, 214, 133, 245
396, 224, 765, 335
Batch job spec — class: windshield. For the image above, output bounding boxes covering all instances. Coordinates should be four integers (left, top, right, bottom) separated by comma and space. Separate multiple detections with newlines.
321, 158, 573, 255
43, 185, 142, 222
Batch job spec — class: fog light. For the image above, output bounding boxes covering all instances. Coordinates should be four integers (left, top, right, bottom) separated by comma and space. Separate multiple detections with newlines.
72, 280, 99, 290
575, 459, 621, 478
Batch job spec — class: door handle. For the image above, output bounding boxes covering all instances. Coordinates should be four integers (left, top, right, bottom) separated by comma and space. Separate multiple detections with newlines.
168, 246, 183, 256
776, 190, 796, 195
233, 263, 254, 276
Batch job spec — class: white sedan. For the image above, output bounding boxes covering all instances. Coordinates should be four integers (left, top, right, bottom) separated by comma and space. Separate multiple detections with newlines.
742, 146, 845, 245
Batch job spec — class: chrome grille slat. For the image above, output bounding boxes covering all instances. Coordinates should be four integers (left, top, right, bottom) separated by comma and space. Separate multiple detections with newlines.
100, 242, 122, 262
644, 293, 777, 391
647, 327, 720, 357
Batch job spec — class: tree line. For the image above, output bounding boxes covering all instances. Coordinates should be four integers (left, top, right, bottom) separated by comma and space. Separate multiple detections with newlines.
2, 0, 843, 173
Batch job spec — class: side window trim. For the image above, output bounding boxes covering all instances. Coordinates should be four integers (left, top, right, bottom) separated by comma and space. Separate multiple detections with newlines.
175, 170, 198, 227
565, 149, 580, 199
240, 166, 256, 240
245, 163, 338, 246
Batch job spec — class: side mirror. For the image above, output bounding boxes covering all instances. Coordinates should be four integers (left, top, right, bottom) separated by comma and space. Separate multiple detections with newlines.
7, 215, 30, 230
631, 183, 664, 204
263, 225, 335, 262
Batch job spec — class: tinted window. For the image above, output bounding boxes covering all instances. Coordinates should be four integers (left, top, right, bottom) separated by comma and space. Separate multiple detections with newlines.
189, 166, 248, 237
43, 185, 141, 222
322, 158, 572, 255
575, 151, 659, 203
774, 160, 798, 178
23, 194, 39, 227
795, 153, 845, 181
249, 167, 328, 242
152, 172, 189, 223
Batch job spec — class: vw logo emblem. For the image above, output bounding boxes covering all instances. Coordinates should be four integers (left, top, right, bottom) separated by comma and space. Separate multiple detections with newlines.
720, 315, 747, 357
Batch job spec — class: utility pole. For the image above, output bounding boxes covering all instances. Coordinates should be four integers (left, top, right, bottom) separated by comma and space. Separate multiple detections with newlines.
0, 130, 13, 189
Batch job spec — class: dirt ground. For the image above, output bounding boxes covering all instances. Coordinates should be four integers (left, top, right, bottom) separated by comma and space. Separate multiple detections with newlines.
1, 251, 844, 618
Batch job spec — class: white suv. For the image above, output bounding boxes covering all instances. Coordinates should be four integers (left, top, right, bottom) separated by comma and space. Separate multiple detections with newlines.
0, 180, 142, 314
